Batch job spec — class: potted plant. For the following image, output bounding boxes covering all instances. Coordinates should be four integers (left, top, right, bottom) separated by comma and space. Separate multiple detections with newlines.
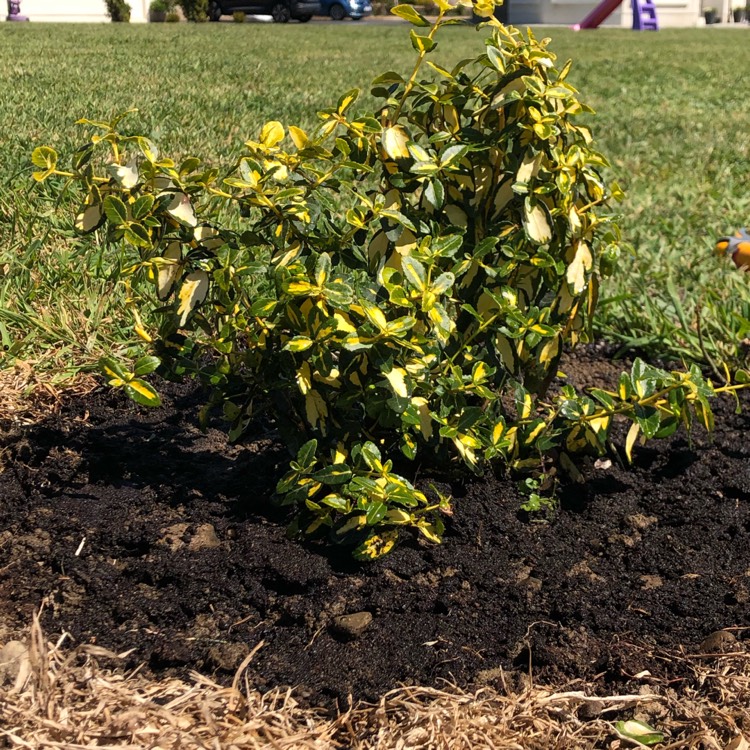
704, 5, 719, 22
150, 0, 173, 21
732, 4, 745, 20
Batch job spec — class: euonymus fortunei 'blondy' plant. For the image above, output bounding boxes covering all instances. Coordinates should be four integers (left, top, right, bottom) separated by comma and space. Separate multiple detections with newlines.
33, 2, 744, 559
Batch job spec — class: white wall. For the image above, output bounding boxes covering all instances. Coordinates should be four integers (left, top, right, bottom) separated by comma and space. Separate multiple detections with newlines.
509, 0, 702, 27
4, 0, 149, 22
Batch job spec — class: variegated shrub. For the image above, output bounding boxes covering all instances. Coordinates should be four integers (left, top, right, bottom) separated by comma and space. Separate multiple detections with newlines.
35, 3, 729, 559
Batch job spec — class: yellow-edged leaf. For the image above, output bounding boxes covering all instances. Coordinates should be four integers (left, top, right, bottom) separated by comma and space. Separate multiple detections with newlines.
288, 125, 308, 150
566, 241, 592, 294
382, 126, 410, 160
260, 121, 284, 148
625, 421, 640, 463
384, 367, 408, 398
166, 192, 197, 227
157, 242, 182, 300
305, 389, 328, 430
176, 270, 209, 326
524, 199, 552, 244
411, 396, 433, 439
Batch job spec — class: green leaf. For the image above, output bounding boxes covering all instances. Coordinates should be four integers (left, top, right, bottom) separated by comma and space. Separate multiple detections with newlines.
614, 720, 664, 747
31, 146, 58, 181
402, 256, 427, 291
634, 404, 660, 439
312, 464, 353, 485
103, 195, 129, 226
124, 378, 162, 408
424, 179, 444, 209
410, 30, 437, 54
283, 336, 314, 352
390, 4, 430, 26
365, 501, 388, 526
133, 355, 161, 377
101, 357, 128, 381
296, 439, 318, 470
131, 194, 155, 220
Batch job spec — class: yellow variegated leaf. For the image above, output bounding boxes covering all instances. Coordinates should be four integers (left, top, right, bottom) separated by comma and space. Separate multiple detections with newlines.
395, 229, 417, 255
368, 231, 389, 266
521, 393, 533, 419
385, 509, 412, 524
305, 389, 328, 430
444, 204, 468, 228
109, 158, 139, 189
493, 180, 514, 216
286, 280, 315, 295
524, 200, 552, 244
385, 367, 408, 398
176, 270, 209, 326
362, 300, 388, 331
166, 192, 197, 227
566, 241, 592, 294
296, 362, 312, 394
157, 242, 182, 300
288, 125, 308, 150
495, 334, 517, 371
333, 312, 357, 333
453, 436, 477, 465
491, 421, 505, 445
260, 120, 284, 148
411, 396, 433, 439
382, 126, 410, 160
516, 152, 541, 184
625, 421, 640, 462
75, 203, 104, 233
590, 415, 610, 434
194, 225, 223, 249
314, 368, 342, 387
539, 334, 561, 366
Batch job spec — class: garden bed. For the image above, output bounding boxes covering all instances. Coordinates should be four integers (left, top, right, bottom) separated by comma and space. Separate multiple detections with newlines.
1, 347, 749, 715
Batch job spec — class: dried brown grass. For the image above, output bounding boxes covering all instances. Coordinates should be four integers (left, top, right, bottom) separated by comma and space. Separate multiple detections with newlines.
1, 615, 749, 750
0, 364, 97, 428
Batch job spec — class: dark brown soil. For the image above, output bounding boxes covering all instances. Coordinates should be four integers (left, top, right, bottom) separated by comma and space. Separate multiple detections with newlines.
1, 348, 750, 709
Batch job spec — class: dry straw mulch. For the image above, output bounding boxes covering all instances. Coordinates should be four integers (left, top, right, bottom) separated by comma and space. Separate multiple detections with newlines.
0, 363, 97, 428
1, 615, 749, 750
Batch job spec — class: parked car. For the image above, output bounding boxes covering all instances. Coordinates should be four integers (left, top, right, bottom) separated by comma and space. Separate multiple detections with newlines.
319, 0, 371, 20
208, 0, 319, 22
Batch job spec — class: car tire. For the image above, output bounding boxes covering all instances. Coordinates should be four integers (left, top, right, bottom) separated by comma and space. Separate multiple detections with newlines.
297, 13, 312, 20
272, 2, 292, 21
208, 1, 222, 21
329, 3, 346, 20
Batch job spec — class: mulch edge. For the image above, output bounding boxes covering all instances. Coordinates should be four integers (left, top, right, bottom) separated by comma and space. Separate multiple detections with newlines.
1, 615, 748, 749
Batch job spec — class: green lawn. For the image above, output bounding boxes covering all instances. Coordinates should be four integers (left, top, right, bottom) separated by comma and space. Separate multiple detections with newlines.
2, 22, 750, 379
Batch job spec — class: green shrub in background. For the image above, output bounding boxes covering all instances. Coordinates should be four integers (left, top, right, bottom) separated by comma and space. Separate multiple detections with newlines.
233, 10, 247, 21
105, 0, 132, 21
33, 2, 741, 559
179, 0, 209, 20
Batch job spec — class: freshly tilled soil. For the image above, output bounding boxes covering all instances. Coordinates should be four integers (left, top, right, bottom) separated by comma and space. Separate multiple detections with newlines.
1, 349, 749, 709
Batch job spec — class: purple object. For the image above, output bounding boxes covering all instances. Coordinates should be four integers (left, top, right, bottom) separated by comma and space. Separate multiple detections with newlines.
7, 0, 29, 21
631, 0, 659, 29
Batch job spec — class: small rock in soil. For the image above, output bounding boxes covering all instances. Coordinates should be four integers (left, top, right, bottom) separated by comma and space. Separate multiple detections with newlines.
640, 575, 663, 590
625, 513, 658, 532
188, 524, 221, 551
0, 640, 29, 686
330, 612, 373, 641
699, 630, 738, 653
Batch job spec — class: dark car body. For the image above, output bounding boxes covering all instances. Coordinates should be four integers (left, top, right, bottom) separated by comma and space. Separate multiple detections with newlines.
319, 0, 372, 20
209, 0, 320, 22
